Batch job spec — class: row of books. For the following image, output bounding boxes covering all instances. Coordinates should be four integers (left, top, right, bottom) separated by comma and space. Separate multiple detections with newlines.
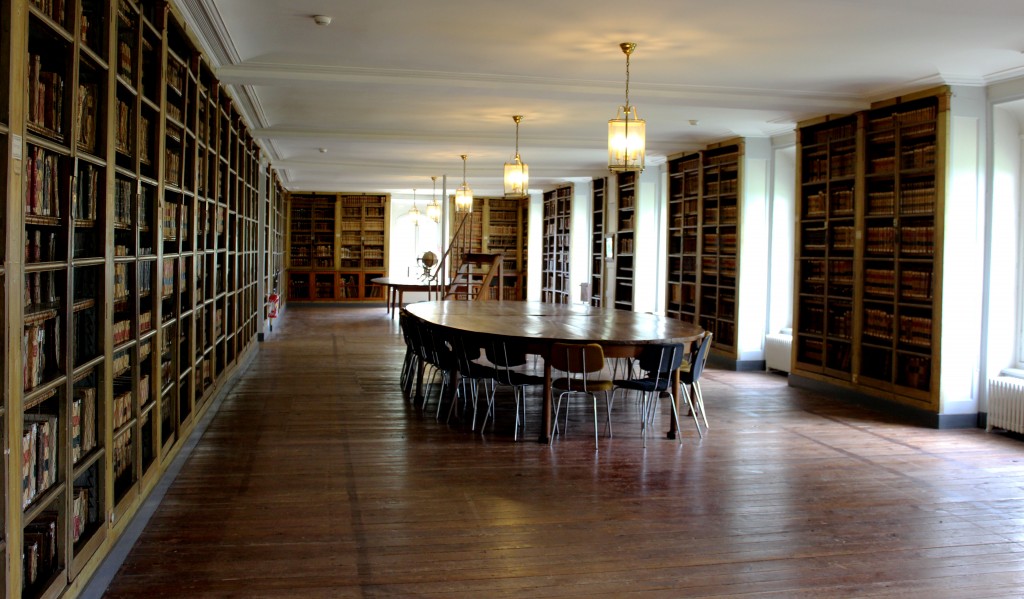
28, 54, 65, 140
113, 428, 133, 480
76, 82, 100, 154
23, 511, 58, 591
805, 122, 857, 145
899, 315, 933, 347
25, 229, 59, 263
161, 202, 190, 241
23, 413, 58, 508
72, 485, 94, 544
113, 348, 131, 377
74, 162, 102, 220
71, 387, 98, 464
24, 318, 59, 391
25, 146, 63, 218
31, 0, 67, 22
113, 319, 132, 346
114, 178, 138, 227
113, 390, 132, 430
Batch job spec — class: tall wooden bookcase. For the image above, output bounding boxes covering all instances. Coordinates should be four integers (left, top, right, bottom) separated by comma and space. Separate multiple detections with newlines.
793, 114, 860, 379
612, 171, 636, 310
590, 177, 606, 307
665, 142, 743, 356
1, 1, 278, 596
447, 196, 528, 300
542, 184, 572, 304
285, 192, 390, 302
793, 89, 948, 411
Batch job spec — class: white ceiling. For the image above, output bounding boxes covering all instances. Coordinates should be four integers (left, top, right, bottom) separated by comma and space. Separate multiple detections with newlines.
174, 0, 1024, 200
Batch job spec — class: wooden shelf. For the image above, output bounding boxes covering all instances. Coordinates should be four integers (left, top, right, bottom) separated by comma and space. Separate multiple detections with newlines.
286, 192, 390, 302
590, 178, 606, 307
542, 184, 572, 304
2, 0, 281, 595
613, 171, 636, 310
665, 142, 743, 356
792, 91, 947, 411
446, 196, 527, 301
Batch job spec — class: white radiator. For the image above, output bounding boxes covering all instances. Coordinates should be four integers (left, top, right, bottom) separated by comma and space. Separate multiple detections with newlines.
987, 376, 1024, 433
765, 332, 793, 373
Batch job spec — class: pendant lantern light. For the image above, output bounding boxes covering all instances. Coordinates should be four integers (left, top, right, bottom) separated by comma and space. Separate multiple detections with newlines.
455, 154, 474, 213
503, 115, 529, 197
608, 42, 646, 173
427, 176, 441, 223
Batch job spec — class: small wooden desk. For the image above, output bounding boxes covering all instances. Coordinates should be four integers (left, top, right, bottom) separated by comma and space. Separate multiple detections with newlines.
405, 300, 705, 442
371, 277, 437, 317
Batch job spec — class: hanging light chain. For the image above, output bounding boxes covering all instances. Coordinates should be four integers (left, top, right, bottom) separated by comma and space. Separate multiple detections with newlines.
622, 42, 636, 113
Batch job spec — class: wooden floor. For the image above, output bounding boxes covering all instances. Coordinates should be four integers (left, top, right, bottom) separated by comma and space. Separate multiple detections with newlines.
100, 305, 1024, 598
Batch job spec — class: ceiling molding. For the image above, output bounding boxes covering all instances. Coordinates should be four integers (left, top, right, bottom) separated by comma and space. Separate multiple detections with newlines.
217, 62, 866, 113
173, 0, 240, 67
223, 84, 270, 130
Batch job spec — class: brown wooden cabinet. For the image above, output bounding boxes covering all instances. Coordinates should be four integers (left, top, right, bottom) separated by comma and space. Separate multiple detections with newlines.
447, 196, 528, 300
2, 1, 276, 595
590, 178, 606, 307
286, 192, 390, 302
613, 171, 636, 310
542, 184, 572, 304
665, 141, 743, 357
793, 89, 947, 412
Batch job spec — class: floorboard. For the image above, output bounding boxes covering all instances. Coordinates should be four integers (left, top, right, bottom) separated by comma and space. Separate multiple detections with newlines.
99, 305, 1024, 598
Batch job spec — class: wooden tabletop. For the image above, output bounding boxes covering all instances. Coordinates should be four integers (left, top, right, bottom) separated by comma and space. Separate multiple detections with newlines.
369, 277, 435, 290
405, 300, 704, 346
406, 300, 705, 443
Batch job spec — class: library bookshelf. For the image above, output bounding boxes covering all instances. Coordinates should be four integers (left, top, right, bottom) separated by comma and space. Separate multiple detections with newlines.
665, 141, 744, 359
285, 192, 390, 302
541, 184, 572, 304
446, 196, 528, 301
792, 88, 948, 412
612, 171, 637, 310
1, 0, 282, 597
590, 177, 606, 307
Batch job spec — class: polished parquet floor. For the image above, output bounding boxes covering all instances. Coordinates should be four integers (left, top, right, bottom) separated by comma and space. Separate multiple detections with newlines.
100, 305, 1024, 598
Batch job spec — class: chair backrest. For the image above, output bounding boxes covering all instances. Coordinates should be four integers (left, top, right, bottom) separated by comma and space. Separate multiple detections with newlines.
689, 332, 713, 381
486, 338, 530, 384
551, 343, 605, 376
637, 344, 686, 378
450, 331, 484, 377
485, 339, 528, 368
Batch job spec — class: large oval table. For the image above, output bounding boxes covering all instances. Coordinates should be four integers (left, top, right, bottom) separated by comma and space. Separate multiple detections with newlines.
405, 300, 705, 443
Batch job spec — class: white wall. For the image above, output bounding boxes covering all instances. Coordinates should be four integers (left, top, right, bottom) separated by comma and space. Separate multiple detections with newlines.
985, 104, 1023, 386
526, 191, 544, 301
633, 166, 664, 313
768, 141, 796, 336
737, 138, 772, 362
939, 86, 987, 415
563, 180, 589, 304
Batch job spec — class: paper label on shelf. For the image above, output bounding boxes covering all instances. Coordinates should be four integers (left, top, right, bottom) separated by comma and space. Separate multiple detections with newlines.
12, 133, 22, 160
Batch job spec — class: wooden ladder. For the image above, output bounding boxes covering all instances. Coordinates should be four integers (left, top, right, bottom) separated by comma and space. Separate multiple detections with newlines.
444, 253, 504, 300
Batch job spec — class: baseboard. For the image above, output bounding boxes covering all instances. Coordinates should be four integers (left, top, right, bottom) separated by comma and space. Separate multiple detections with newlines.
788, 373, 979, 429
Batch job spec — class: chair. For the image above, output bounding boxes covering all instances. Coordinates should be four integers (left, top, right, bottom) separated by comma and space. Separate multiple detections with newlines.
398, 310, 419, 396
448, 332, 496, 430
417, 322, 457, 420
550, 343, 614, 450
483, 338, 544, 440
611, 343, 697, 447
678, 332, 713, 434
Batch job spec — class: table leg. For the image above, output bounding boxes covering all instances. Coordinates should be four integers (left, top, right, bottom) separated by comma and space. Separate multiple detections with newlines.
396, 289, 404, 316
540, 359, 552, 443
